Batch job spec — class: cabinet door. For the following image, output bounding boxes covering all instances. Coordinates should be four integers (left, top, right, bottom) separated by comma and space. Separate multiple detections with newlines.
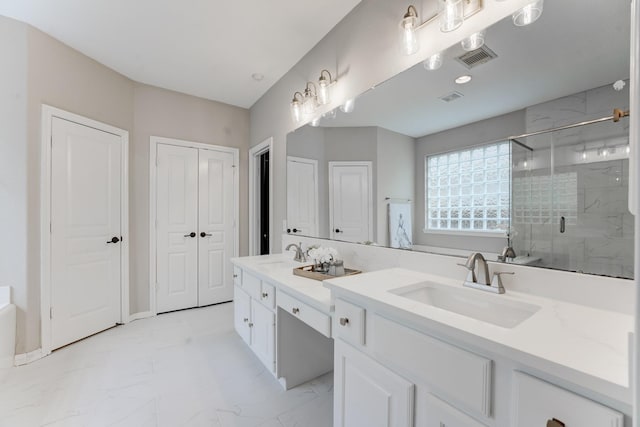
424, 393, 487, 427
233, 286, 251, 345
250, 301, 276, 372
334, 339, 414, 427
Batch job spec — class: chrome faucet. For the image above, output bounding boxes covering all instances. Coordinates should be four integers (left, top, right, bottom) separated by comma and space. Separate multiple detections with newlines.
497, 246, 516, 262
459, 252, 511, 294
285, 242, 307, 263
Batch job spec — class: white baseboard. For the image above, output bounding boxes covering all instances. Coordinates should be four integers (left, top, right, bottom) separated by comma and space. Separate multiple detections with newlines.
128, 311, 154, 322
14, 348, 45, 366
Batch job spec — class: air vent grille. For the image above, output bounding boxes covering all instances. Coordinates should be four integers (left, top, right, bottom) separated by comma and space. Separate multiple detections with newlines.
439, 91, 464, 103
456, 45, 497, 69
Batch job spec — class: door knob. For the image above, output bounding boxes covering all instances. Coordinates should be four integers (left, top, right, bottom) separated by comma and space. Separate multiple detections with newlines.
184, 232, 196, 238
547, 419, 565, 427
106, 236, 120, 244
293, 228, 301, 233
286, 228, 291, 233
335, 229, 342, 233
200, 232, 212, 238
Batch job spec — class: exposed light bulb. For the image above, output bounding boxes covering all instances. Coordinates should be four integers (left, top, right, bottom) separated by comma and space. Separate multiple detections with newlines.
290, 93, 303, 124
439, 0, 463, 32
340, 98, 355, 113
423, 52, 443, 71
400, 12, 419, 55
601, 147, 609, 157
581, 150, 587, 160
461, 30, 486, 51
302, 85, 317, 115
317, 70, 334, 105
523, 160, 528, 168
513, 0, 544, 27
626, 144, 631, 154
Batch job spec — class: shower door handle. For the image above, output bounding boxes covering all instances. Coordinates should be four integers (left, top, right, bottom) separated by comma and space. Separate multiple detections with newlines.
559, 216, 565, 233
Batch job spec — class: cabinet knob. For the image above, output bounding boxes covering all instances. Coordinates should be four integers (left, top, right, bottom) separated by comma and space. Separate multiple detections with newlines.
243, 318, 249, 323
248, 323, 254, 328
339, 317, 349, 326
292, 308, 300, 315
233, 274, 238, 278
262, 292, 269, 299
547, 419, 565, 427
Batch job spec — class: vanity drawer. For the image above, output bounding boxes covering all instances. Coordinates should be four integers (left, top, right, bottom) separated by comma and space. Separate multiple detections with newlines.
242, 271, 261, 300
233, 266, 242, 286
512, 372, 623, 427
278, 291, 331, 338
333, 298, 365, 346
425, 393, 487, 427
372, 314, 492, 418
259, 281, 276, 310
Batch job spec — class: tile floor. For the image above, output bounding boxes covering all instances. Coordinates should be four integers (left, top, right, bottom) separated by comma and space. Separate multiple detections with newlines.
0, 303, 334, 427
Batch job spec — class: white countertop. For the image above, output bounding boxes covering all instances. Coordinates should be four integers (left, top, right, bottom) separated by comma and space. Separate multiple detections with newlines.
231, 254, 332, 313
324, 268, 633, 405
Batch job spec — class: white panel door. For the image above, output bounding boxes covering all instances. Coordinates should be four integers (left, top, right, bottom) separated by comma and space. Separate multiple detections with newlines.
156, 144, 199, 313
50, 117, 121, 350
334, 339, 414, 427
330, 162, 373, 243
286, 156, 318, 237
198, 148, 235, 305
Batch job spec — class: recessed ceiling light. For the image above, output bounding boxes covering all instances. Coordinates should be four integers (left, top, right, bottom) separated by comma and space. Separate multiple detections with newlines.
252, 73, 264, 82
455, 75, 472, 84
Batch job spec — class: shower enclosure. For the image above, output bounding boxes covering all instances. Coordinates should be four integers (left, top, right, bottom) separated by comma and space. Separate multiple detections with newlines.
510, 112, 632, 279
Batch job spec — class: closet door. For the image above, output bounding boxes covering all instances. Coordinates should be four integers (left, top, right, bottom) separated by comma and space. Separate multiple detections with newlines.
156, 144, 199, 313
198, 149, 235, 305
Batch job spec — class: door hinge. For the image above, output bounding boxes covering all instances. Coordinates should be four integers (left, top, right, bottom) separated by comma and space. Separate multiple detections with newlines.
49, 307, 53, 319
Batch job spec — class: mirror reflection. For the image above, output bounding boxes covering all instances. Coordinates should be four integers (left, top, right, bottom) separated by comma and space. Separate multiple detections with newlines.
286, 0, 632, 279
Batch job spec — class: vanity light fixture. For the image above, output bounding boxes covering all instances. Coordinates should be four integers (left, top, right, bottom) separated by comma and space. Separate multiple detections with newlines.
340, 98, 355, 113
400, 5, 421, 55
455, 74, 472, 84
423, 52, 444, 70
317, 70, 336, 105
290, 92, 304, 124
439, 0, 464, 32
512, 0, 544, 27
302, 82, 318, 115
461, 29, 486, 51
309, 116, 322, 127
323, 109, 337, 120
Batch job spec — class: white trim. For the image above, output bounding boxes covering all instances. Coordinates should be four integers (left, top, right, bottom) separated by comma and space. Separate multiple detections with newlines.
128, 311, 155, 322
14, 348, 45, 366
328, 161, 374, 242
423, 229, 508, 238
149, 136, 240, 316
40, 105, 130, 356
249, 137, 273, 255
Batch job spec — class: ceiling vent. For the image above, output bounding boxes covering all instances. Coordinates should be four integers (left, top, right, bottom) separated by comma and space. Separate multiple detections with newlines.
439, 91, 464, 103
455, 45, 498, 69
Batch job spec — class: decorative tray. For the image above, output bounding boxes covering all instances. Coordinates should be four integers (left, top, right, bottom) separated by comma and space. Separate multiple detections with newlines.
293, 265, 362, 282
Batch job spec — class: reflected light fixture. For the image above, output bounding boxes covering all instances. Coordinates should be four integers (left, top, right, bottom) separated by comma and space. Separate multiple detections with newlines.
400, 5, 420, 55
323, 109, 337, 120
461, 29, 486, 51
302, 82, 318, 115
310, 116, 321, 127
317, 70, 336, 105
439, 0, 464, 33
455, 74, 472, 84
513, 0, 544, 27
423, 52, 443, 71
340, 98, 355, 113
290, 92, 304, 124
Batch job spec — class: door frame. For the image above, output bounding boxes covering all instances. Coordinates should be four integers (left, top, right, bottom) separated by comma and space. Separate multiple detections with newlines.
40, 105, 130, 357
286, 156, 320, 237
249, 137, 273, 255
149, 136, 239, 315
328, 161, 373, 242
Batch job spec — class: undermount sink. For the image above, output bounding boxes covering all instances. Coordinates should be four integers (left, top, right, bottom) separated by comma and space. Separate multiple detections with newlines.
390, 282, 540, 328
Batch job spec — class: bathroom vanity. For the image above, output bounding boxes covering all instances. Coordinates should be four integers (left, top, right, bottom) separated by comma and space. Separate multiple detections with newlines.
233, 243, 633, 426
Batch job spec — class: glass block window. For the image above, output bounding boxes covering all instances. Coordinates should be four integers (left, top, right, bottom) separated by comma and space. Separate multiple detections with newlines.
426, 142, 510, 233
512, 172, 577, 225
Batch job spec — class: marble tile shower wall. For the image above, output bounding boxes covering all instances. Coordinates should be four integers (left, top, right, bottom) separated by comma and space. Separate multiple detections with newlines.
512, 83, 633, 278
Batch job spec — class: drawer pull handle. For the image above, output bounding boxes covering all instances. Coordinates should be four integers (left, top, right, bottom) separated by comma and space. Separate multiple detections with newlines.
262, 292, 269, 299
292, 308, 300, 315
547, 419, 565, 427
339, 317, 349, 326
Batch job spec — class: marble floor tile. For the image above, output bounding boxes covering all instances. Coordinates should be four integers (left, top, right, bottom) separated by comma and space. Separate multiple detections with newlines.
0, 303, 333, 427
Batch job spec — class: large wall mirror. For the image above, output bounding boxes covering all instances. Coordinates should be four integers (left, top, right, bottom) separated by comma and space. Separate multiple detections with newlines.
286, 0, 633, 279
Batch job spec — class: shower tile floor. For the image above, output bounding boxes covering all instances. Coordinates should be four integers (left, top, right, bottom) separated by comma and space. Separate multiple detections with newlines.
0, 303, 333, 427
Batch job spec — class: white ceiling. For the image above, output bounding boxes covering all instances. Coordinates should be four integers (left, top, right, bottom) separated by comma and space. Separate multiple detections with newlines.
0, 0, 361, 108
317, 0, 630, 138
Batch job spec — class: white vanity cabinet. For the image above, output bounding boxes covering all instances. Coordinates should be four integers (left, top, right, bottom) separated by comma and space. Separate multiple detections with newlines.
334, 338, 414, 427
232, 269, 276, 374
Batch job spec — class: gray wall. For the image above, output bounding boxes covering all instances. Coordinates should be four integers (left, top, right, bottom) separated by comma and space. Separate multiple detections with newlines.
414, 110, 526, 253
0, 17, 249, 354
249, 0, 531, 253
